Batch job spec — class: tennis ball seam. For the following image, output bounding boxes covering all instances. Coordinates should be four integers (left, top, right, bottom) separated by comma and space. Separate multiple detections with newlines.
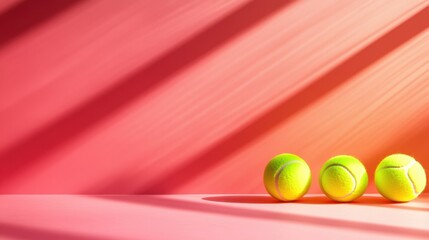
407, 167, 418, 195
274, 160, 302, 201
321, 164, 356, 199
378, 160, 417, 195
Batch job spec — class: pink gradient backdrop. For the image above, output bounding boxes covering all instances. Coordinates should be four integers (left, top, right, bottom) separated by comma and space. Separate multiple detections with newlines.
0, 0, 428, 194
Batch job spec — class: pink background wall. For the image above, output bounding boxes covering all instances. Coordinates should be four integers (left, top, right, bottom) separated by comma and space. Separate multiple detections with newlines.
1, 0, 428, 194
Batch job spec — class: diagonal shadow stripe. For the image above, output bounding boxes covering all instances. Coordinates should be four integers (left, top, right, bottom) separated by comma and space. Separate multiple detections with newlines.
96, 195, 429, 239
0, 221, 110, 240
0, 0, 85, 48
0, 0, 294, 186
140, 5, 429, 193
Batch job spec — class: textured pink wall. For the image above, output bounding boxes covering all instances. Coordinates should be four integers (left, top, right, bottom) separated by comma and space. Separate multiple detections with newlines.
0, 0, 428, 193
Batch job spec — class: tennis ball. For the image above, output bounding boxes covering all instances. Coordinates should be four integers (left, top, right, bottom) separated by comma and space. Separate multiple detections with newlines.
319, 155, 368, 202
263, 153, 311, 201
375, 154, 426, 202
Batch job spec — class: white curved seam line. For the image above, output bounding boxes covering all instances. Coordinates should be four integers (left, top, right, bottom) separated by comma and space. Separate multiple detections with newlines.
274, 161, 302, 201
323, 164, 356, 198
405, 160, 418, 195
380, 160, 417, 195
378, 160, 415, 170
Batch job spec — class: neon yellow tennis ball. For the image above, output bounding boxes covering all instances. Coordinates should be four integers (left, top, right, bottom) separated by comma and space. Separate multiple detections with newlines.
263, 153, 311, 201
319, 155, 368, 202
375, 154, 426, 202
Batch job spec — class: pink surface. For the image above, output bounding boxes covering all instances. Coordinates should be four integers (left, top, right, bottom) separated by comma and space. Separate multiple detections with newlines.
0, 1, 429, 193
0, 194, 428, 239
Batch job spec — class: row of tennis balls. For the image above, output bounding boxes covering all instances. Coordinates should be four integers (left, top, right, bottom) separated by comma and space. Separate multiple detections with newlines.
263, 153, 427, 202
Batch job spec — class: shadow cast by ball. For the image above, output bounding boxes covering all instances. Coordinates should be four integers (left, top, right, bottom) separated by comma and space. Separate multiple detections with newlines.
203, 194, 407, 205
353, 195, 398, 204
203, 195, 280, 204
203, 194, 338, 204
294, 195, 338, 204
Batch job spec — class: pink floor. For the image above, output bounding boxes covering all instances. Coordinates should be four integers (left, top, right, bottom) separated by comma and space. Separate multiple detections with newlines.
0, 194, 427, 239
